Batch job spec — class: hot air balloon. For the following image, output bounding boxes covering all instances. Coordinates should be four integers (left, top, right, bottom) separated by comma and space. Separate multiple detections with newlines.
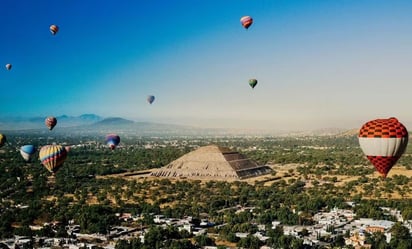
358, 117, 409, 178
39, 145, 68, 174
147, 95, 155, 104
45, 116, 57, 130
5, 64, 12, 70
249, 79, 258, 89
65, 146, 71, 153
50, 24, 59, 35
240, 16, 253, 30
0, 134, 6, 148
106, 134, 120, 150
20, 145, 36, 162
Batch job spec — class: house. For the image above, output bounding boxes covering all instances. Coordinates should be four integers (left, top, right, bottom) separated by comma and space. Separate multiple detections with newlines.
153, 215, 166, 223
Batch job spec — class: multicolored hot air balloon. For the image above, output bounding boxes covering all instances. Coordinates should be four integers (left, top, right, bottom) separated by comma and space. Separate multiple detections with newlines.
5, 64, 12, 70
240, 16, 253, 30
106, 134, 120, 150
45, 116, 57, 130
0, 134, 6, 148
147, 95, 155, 104
20, 145, 36, 162
50, 24, 59, 35
39, 145, 68, 174
249, 79, 258, 89
358, 117, 409, 178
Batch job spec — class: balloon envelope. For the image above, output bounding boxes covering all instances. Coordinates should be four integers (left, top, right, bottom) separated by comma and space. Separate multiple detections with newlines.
50, 24, 59, 35
0, 134, 6, 148
39, 145, 68, 174
106, 134, 120, 150
45, 116, 57, 130
358, 117, 408, 178
5, 64, 12, 70
240, 16, 253, 29
20, 145, 36, 162
249, 79, 258, 89
147, 95, 155, 104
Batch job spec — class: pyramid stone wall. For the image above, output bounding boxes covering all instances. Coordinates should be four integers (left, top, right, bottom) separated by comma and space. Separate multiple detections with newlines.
150, 145, 272, 179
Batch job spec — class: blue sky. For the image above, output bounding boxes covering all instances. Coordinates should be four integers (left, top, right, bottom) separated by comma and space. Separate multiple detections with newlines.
1, 0, 412, 131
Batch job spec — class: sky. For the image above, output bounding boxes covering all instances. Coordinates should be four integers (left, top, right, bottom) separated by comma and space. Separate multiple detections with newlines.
1, 0, 412, 131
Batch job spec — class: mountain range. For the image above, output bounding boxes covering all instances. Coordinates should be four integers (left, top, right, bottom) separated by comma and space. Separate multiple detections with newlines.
0, 114, 351, 137
0, 114, 104, 129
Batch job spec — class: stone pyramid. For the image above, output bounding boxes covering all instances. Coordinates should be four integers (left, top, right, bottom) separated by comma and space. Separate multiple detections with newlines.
150, 145, 272, 179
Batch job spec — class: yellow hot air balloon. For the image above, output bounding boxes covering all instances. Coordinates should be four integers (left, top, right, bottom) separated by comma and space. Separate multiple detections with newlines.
0, 134, 6, 147
39, 145, 68, 174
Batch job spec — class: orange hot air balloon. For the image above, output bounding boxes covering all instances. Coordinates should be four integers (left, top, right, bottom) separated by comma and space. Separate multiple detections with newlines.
240, 16, 253, 29
50, 24, 59, 35
358, 117, 409, 178
45, 116, 57, 130
39, 145, 68, 174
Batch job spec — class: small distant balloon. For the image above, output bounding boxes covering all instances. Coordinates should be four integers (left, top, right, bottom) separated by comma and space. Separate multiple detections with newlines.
39, 145, 68, 174
45, 116, 57, 130
0, 134, 6, 147
5, 64, 12, 70
106, 134, 120, 150
240, 16, 253, 29
65, 146, 71, 153
249, 79, 258, 89
147, 95, 155, 104
50, 24, 59, 35
20, 145, 36, 162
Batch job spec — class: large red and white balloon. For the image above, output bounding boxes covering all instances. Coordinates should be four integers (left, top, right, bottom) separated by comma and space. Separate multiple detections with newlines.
358, 117, 408, 178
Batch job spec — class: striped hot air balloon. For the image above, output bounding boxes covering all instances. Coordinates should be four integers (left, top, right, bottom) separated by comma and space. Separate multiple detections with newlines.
39, 145, 68, 174
106, 134, 120, 150
50, 24, 59, 35
358, 117, 409, 178
45, 116, 57, 130
20, 145, 36, 162
240, 16, 253, 29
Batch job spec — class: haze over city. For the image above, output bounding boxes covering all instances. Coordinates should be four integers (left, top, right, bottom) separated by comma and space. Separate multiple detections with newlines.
1, 0, 412, 131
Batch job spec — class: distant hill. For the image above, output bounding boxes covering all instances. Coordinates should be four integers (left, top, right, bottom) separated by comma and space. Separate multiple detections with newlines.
0, 114, 360, 137
93, 117, 134, 126
78, 114, 102, 122
0, 114, 103, 130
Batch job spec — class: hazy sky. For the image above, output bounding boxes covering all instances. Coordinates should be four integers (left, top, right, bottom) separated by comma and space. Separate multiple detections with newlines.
1, 0, 412, 131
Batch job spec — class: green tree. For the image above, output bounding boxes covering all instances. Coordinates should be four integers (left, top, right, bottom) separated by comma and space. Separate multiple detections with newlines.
237, 235, 263, 249
194, 234, 215, 247
389, 222, 412, 249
